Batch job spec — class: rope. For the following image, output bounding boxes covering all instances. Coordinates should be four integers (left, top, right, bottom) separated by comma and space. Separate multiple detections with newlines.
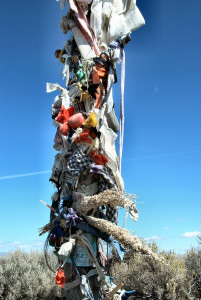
98, 238, 107, 267
78, 233, 106, 282
44, 233, 57, 273
61, 231, 106, 282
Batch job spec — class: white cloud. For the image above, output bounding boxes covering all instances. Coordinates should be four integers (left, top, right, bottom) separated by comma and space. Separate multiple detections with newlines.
144, 236, 163, 241
164, 227, 169, 231
182, 231, 201, 238
0, 170, 51, 180
0, 240, 44, 252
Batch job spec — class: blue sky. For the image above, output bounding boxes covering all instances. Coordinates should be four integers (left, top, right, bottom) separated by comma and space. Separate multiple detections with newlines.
0, 0, 201, 254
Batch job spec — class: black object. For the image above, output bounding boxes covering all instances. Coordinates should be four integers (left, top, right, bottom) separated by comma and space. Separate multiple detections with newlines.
88, 83, 100, 99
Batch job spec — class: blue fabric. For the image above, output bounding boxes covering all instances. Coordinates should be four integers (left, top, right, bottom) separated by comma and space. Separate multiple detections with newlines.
51, 221, 65, 239
57, 196, 73, 218
121, 290, 136, 300
110, 240, 126, 260
76, 221, 112, 243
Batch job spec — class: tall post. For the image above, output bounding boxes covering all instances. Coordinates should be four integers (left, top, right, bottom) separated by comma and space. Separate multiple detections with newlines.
40, 1, 146, 299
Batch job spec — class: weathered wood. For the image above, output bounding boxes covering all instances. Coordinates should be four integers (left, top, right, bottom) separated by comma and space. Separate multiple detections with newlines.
104, 282, 124, 300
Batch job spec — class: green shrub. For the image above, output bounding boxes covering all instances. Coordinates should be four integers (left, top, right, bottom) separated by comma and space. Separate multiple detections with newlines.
185, 248, 201, 299
1, 246, 201, 300
109, 246, 200, 300
0, 250, 61, 300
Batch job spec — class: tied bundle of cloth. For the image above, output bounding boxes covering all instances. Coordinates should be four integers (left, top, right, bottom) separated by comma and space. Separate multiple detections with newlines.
38, 2, 166, 300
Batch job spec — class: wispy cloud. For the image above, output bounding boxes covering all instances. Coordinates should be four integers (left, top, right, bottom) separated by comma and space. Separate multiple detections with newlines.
144, 236, 163, 241
0, 170, 51, 180
182, 231, 201, 238
0, 240, 44, 252
164, 227, 170, 231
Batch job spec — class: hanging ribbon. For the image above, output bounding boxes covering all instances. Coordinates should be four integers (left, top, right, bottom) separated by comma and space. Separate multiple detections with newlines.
119, 47, 125, 175
109, 41, 126, 175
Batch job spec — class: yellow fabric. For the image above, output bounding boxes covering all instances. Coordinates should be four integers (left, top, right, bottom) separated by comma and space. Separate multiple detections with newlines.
59, 49, 66, 64
60, 219, 66, 228
78, 84, 91, 101
83, 112, 98, 128
81, 91, 90, 101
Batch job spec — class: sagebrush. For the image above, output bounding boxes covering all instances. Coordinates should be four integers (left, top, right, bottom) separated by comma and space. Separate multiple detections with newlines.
0, 250, 61, 300
109, 244, 201, 300
0, 246, 201, 300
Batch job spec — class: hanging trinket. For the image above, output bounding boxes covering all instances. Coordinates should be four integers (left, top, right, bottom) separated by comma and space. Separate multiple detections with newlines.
76, 64, 86, 84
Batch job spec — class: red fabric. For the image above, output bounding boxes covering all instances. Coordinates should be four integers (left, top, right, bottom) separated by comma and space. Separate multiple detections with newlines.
89, 150, 108, 165
50, 234, 60, 245
93, 154, 108, 165
54, 268, 65, 288
82, 128, 90, 134
56, 105, 74, 124
74, 132, 92, 144
89, 149, 96, 158
80, 132, 89, 140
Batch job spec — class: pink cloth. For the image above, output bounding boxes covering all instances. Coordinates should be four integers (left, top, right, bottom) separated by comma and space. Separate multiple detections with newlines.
69, 0, 100, 56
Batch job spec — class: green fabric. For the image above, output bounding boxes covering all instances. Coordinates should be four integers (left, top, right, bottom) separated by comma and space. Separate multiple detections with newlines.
76, 65, 86, 84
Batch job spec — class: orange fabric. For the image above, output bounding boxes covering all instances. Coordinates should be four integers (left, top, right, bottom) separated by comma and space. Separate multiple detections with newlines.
54, 268, 65, 288
56, 105, 74, 124
95, 65, 108, 78
93, 67, 102, 109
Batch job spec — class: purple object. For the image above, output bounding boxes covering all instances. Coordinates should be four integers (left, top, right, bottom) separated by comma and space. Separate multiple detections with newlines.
65, 208, 82, 228
88, 164, 103, 174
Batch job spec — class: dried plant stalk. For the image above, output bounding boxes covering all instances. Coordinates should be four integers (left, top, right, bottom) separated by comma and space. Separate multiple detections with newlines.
39, 216, 61, 236
73, 189, 138, 221
86, 216, 164, 264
